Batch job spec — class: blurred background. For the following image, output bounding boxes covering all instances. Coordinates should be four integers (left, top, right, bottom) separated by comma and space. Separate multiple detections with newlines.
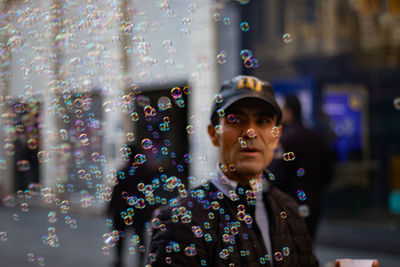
0, 0, 400, 266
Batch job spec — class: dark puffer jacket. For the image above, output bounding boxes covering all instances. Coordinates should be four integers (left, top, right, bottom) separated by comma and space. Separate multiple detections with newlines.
148, 182, 319, 267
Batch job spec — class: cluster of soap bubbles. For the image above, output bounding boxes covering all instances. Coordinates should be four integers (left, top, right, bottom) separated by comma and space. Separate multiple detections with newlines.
102, 230, 121, 255
282, 152, 296, 161
27, 252, 46, 266
279, 148, 310, 217
240, 49, 259, 68
41, 227, 59, 248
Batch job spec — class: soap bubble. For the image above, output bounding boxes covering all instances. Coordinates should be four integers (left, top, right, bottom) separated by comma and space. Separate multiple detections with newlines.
126, 132, 135, 141
48, 211, 57, 223
3, 195, 16, 207
215, 124, 223, 134
171, 87, 182, 99
213, 13, 221, 22
7, 35, 23, 52
13, 103, 26, 113
79, 134, 90, 146
282, 33, 292, 43
27, 253, 35, 262
21, 202, 29, 212
183, 154, 192, 164
298, 204, 310, 217
0, 231, 7, 241
214, 94, 223, 104
216, 51, 227, 64
217, 109, 225, 117
37, 151, 51, 163
27, 138, 38, 149
157, 96, 172, 111
4, 143, 15, 156
186, 125, 195, 134
240, 21, 250, 31
16, 160, 31, 171
37, 256, 45, 266
180, 27, 191, 36
103, 101, 114, 112
274, 252, 283, 261
297, 189, 307, 201
141, 139, 153, 150
282, 246, 290, 256
280, 211, 287, 219
134, 154, 146, 164
184, 246, 197, 256
296, 168, 305, 177
240, 49, 253, 60
159, 122, 170, 132
162, 40, 173, 49
226, 114, 236, 123
183, 86, 191, 95
223, 17, 230, 25
130, 112, 139, 122
246, 128, 256, 138
271, 126, 280, 137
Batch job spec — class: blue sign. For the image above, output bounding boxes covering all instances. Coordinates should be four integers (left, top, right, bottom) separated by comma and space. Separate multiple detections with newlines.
323, 91, 363, 161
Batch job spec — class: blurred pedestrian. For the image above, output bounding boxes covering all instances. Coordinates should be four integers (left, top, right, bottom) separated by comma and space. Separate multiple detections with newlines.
107, 144, 160, 267
269, 94, 334, 240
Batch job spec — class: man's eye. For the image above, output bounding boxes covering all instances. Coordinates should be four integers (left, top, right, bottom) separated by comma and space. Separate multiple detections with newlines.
260, 118, 273, 124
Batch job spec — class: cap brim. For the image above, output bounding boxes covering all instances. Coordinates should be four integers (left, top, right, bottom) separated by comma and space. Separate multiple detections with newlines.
219, 95, 282, 123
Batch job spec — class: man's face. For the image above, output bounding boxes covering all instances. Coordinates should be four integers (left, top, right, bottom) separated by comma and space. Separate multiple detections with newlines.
208, 98, 282, 181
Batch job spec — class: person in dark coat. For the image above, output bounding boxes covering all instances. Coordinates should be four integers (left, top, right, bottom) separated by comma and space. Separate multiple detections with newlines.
147, 76, 318, 266
269, 95, 334, 240
108, 145, 160, 267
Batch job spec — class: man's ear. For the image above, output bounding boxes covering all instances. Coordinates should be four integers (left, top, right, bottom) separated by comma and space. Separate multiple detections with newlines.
208, 124, 220, 146
271, 125, 283, 149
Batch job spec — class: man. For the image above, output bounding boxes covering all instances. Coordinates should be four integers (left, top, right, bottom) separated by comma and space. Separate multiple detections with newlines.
147, 76, 318, 266
269, 95, 334, 240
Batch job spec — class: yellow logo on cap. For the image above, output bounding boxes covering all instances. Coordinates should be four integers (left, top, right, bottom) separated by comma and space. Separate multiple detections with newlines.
237, 78, 262, 92
237, 78, 245, 89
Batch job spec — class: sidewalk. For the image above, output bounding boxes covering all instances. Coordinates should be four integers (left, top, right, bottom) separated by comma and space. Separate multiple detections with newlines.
316, 218, 400, 255
1, 206, 400, 267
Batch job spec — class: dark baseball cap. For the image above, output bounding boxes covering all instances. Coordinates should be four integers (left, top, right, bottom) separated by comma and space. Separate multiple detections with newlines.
210, 75, 282, 124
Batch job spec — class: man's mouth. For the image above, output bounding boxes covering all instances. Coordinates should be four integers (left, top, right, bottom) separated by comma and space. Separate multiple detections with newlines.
240, 147, 260, 153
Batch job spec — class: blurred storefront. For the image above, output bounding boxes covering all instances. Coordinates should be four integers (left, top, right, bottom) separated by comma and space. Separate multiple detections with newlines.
0, 0, 220, 212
